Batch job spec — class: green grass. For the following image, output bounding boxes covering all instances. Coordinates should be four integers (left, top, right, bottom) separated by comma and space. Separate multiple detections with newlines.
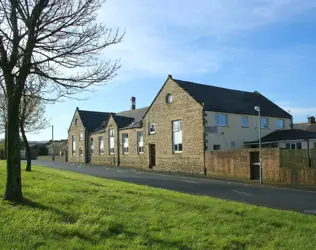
0, 161, 316, 249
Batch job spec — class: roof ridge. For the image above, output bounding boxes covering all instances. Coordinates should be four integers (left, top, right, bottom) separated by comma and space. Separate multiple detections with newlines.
173, 78, 254, 94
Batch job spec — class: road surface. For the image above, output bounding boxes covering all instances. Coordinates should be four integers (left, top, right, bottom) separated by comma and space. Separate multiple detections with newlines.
31, 160, 316, 214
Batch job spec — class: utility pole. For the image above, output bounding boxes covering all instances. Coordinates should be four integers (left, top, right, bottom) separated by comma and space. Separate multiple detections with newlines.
254, 106, 262, 184
52, 125, 55, 161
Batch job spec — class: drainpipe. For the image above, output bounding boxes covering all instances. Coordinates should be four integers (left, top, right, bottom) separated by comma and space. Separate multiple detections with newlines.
307, 138, 311, 167
117, 128, 120, 166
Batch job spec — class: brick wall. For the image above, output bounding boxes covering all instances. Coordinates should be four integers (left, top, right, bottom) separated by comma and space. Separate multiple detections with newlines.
68, 109, 87, 163
143, 77, 205, 174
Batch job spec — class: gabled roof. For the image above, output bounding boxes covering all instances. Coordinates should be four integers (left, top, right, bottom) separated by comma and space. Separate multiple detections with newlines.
294, 123, 316, 133
173, 78, 292, 119
244, 129, 316, 144
84, 106, 149, 134
78, 110, 112, 133
115, 107, 149, 129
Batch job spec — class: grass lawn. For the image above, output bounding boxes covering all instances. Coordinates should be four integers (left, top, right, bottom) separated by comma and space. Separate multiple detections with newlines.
1, 161, 316, 249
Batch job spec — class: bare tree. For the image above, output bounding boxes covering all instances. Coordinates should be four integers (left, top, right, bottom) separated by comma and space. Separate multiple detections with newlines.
0, 0, 124, 201
20, 89, 50, 172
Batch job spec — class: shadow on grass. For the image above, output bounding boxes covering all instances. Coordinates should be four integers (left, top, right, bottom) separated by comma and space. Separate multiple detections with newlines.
19, 198, 78, 224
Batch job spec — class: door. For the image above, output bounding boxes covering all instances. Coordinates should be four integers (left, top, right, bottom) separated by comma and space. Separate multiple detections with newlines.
149, 144, 156, 168
250, 152, 260, 180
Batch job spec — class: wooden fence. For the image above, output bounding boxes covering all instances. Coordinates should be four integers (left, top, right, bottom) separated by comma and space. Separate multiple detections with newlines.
280, 149, 316, 169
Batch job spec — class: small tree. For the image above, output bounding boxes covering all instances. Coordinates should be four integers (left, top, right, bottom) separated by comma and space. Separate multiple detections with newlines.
20, 89, 50, 172
0, 0, 123, 201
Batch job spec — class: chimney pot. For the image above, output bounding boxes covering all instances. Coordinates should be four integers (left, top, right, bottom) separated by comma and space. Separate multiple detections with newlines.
131, 96, 136, 110
308, 116, 315, 124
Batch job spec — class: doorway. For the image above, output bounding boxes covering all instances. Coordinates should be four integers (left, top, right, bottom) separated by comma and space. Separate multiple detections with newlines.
250, 152, 260, 180
149, 144, 156, 168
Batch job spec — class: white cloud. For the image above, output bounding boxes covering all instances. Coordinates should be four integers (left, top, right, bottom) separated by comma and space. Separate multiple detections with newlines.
276, 101, 316, 121
97, 0, 316, 81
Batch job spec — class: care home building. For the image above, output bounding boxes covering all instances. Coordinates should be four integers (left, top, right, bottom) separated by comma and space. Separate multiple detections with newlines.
68, 75, 292, 173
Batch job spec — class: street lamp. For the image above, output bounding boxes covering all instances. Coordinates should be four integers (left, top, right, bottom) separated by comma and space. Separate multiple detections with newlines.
254, 106, 262, 184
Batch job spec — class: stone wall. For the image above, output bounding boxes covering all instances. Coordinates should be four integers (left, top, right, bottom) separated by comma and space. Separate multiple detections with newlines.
143, 77, 205, 174
119, 128, 147, 168
90, 116, 118, 166
205, 148, 281, 181
68, 109, 87, 163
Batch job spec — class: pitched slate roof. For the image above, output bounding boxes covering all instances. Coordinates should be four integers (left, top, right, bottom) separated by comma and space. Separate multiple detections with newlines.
244, 129, 316, 144
80, 106, 149, 134
294, 123, 316, 133
173, 79, 292, 119
78, 110, 111, 133
115, 107, 149, 129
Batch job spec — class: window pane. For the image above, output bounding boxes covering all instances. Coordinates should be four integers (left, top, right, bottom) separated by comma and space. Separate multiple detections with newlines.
296, 143, 302, 149
276, 119, 284, 129
242, 116, 248, 127
260, 118, 268, 128
216, 114, 227, 126
213, 145, 221, 150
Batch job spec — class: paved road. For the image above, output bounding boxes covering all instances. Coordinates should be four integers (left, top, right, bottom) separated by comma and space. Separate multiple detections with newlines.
32, 160, 316, 214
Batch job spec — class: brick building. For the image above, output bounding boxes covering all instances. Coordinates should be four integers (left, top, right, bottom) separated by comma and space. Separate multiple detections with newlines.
68, 75, 292, 172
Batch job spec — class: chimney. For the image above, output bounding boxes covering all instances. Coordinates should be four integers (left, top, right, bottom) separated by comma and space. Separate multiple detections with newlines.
130, 96, 136, 110
308, 116, 315, 124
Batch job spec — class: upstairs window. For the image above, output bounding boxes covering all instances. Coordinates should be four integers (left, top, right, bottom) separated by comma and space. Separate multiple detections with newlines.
79, 132, 84, 141
109, 129, 114, 154
137, 132, 144, 154
72, 135, 76, 155
172, 120, 182, 153
90, 137, 94, 154
122, 133, 129, 154
149, 123, 156, 134
215, 114, 228, 126
242, 116, 248, 127
276, 119, 284, 129
260, 118, 269, 129
99, 136, 104, 155
75, 119, 78, 125
166, 94, 173, 104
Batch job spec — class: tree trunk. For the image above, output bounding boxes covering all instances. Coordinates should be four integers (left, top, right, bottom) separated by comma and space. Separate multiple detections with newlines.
21, 124, 31, 172
4, 121, 7, 160
3, 94, 23, 202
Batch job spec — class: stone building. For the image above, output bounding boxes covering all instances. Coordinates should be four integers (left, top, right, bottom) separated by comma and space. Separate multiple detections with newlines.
68, 75, 292, 173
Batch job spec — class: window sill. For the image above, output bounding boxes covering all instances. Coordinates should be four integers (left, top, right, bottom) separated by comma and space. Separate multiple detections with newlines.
241, 126, 249, 128
173, 151, 183, 154
110, 153, 115, 155
138, 152, 144, 155
149, 132, 156, 135
100, 153, 104, 155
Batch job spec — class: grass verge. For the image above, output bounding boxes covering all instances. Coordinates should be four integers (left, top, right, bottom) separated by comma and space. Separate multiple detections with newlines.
0, 160, 316, 249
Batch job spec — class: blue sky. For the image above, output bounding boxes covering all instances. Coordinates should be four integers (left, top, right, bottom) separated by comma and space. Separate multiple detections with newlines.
28, 0, 316, 141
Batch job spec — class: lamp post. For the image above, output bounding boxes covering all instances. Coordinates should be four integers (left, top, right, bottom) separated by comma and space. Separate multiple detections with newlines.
254, 106, 262, 184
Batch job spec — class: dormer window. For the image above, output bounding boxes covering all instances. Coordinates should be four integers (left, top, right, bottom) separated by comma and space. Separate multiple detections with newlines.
166, 94, 173, 104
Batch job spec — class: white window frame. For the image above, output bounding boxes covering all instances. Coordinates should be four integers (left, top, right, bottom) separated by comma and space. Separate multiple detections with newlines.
72, 135, 76, 155
215, 114, 228, 126
109, 129, 115, 154
137, 131, 144, 154
90, 137, 94, 154
79, 132, 84, 141
122, 133, 129, 154
172, 120, 182, 153
260, 118, 269, 129
149, 123, 156, 135
99, 136, 104, 155
241, 116, 248, 127
276, 119, 284, 129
